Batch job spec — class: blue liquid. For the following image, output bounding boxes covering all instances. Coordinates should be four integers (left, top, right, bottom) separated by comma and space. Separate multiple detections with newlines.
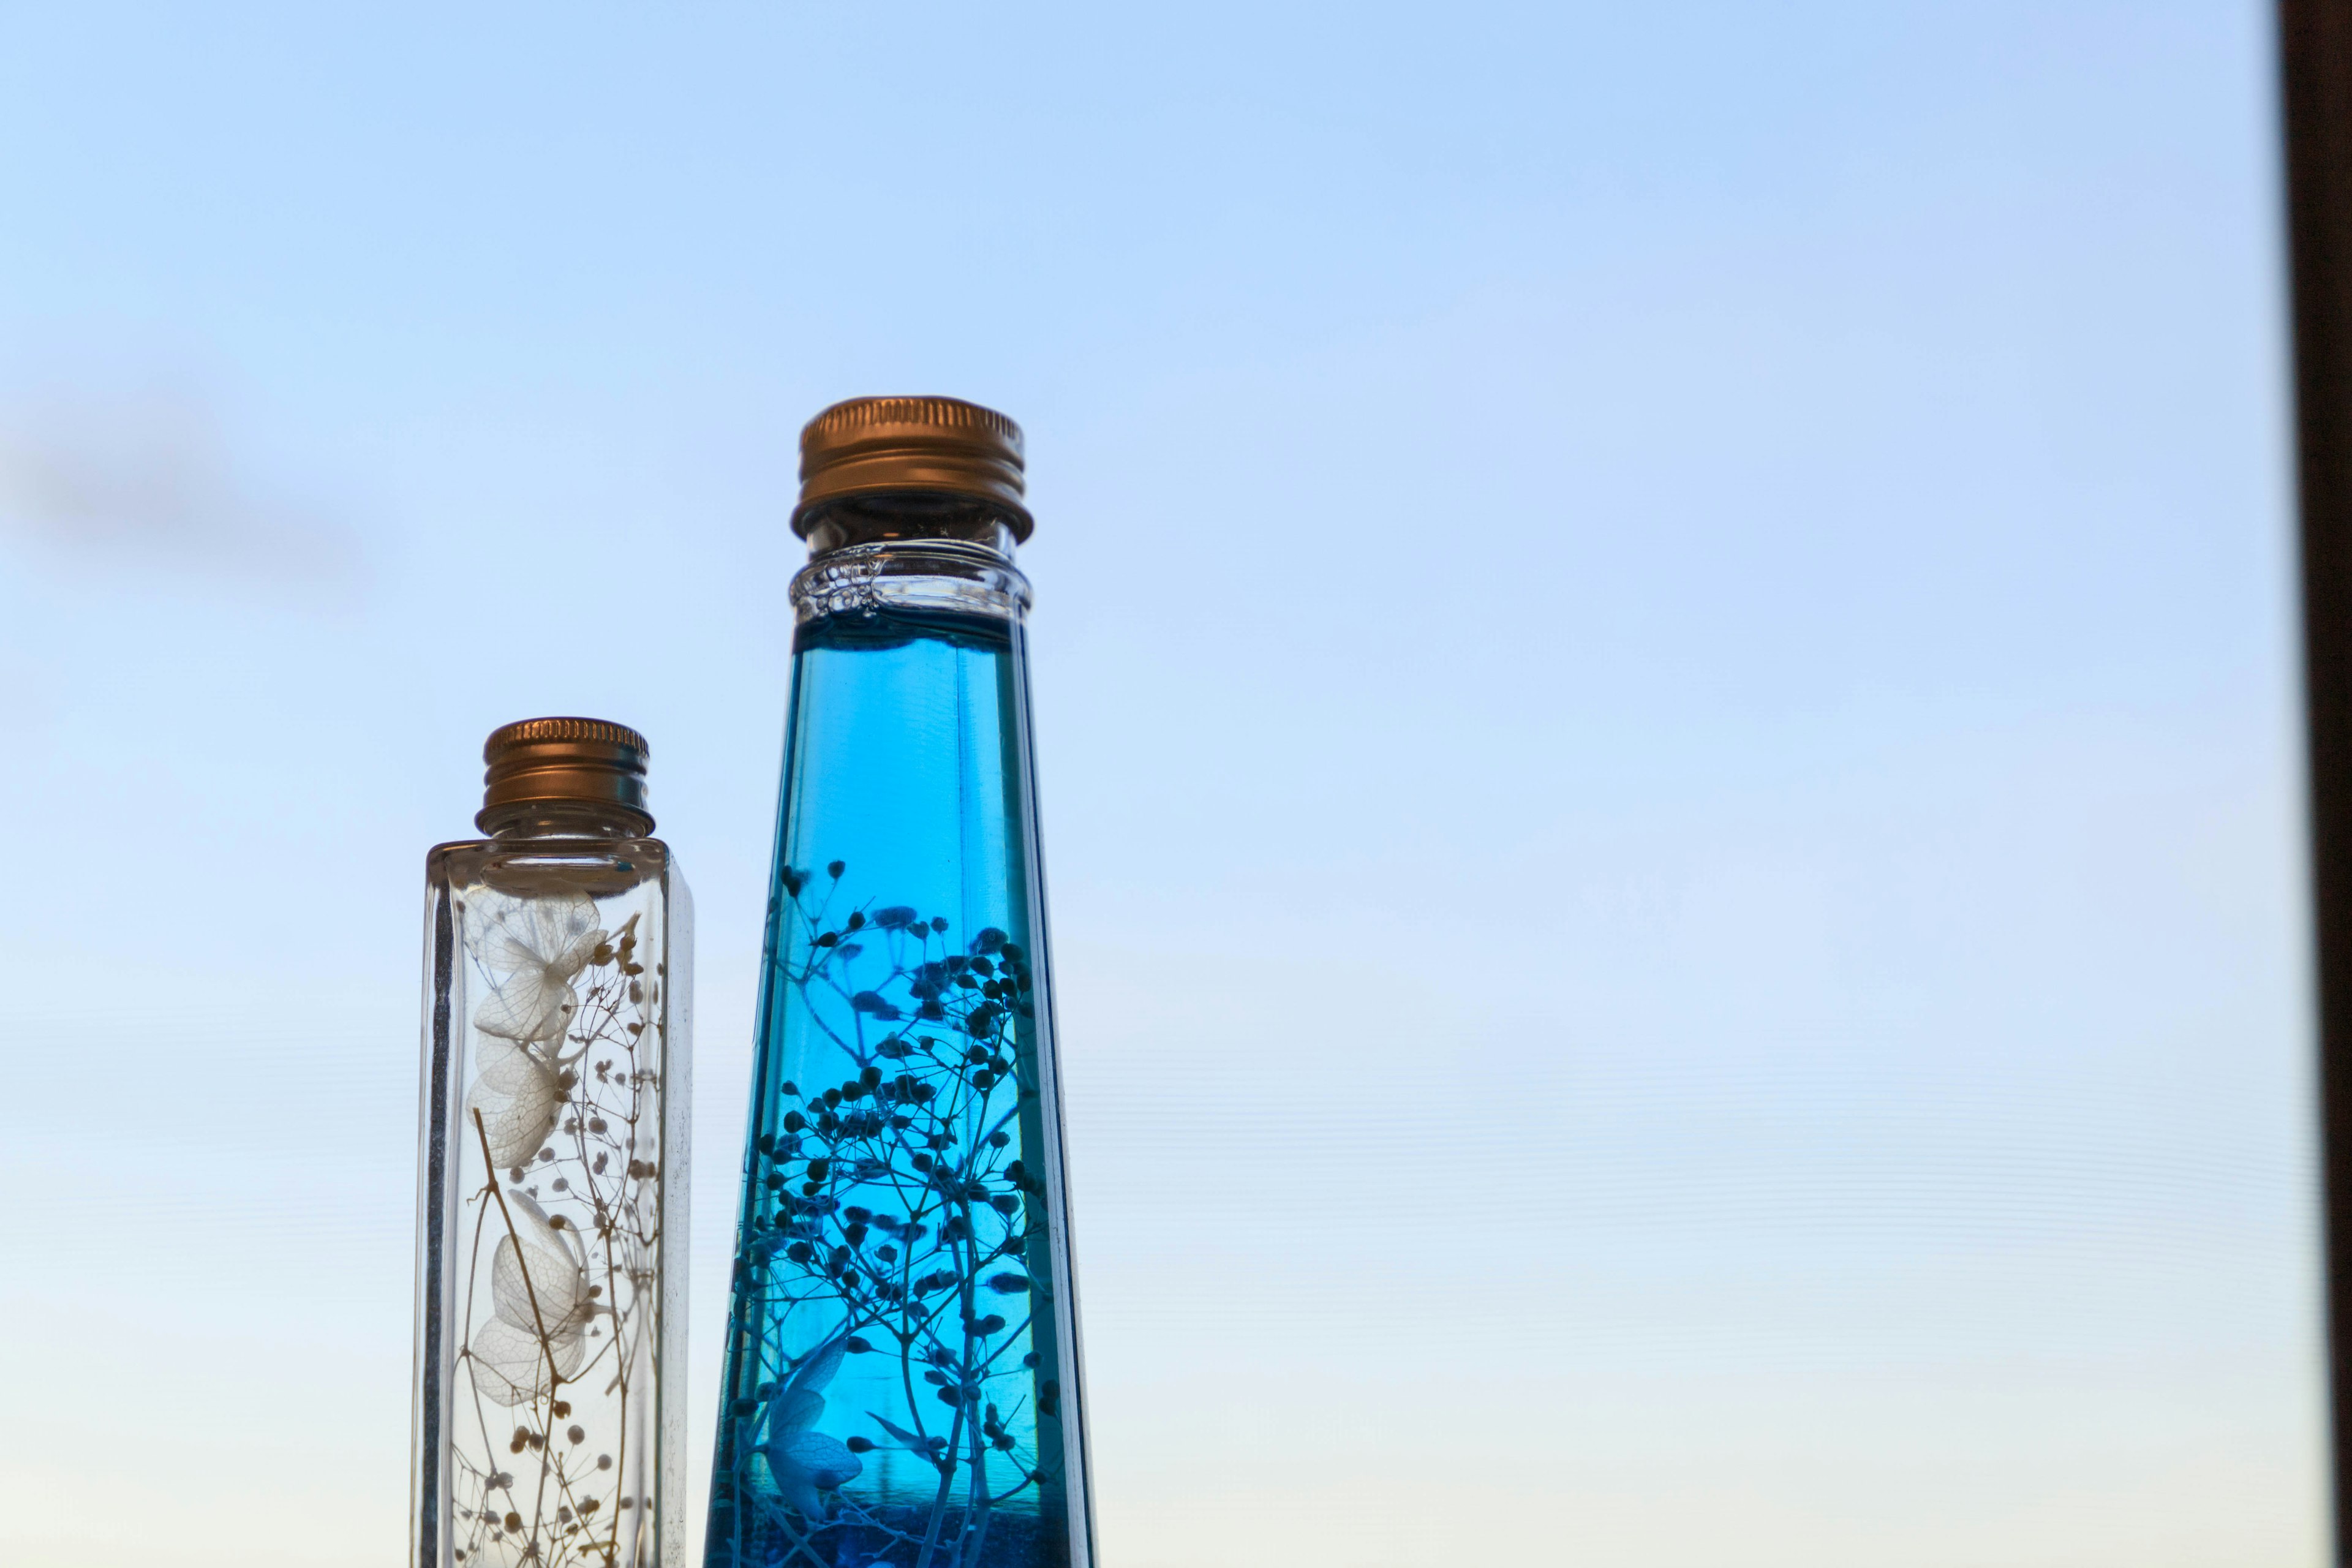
705, 605, 1091, 1568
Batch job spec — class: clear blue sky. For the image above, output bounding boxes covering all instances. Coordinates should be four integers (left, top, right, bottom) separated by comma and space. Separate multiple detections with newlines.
0, 3, 2323, 1565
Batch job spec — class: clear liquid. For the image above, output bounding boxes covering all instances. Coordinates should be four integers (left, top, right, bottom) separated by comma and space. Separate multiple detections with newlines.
417, 842, 691, 1568
704, 605, 1090, 1568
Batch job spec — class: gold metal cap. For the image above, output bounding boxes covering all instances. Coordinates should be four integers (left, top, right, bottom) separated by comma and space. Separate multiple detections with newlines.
478, 717, 653, 833
793, 396, 1031, 541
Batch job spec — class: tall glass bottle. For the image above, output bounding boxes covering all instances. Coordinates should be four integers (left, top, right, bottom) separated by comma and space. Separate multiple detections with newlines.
704, 398, 1095, 1568
416, 719, 694, 1568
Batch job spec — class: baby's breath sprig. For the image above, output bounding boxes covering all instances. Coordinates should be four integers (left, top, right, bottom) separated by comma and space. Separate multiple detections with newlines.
450, 891, 668, 1567
713, 862, 1062, 1567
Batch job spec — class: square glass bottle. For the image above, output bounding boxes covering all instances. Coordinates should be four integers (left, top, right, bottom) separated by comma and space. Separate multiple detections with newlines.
415, 719, 694, 1568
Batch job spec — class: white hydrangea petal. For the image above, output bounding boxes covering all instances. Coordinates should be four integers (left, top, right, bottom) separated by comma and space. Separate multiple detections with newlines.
464, 891, 538, 972
467, 1316, 545, 1406
466, 1047, 559, 1167
549, 925, 605, 981
548, 1319, 587, 1378
474, 1090, 558, 1170
474, 1038, 551, 1096
516, 893, 600, 967
491, 1226, 590, 1333
482, 929, 545, 977
468, 890, 601, 978
503, 1189, 585, 1266
473, 968, 575, 1044
469, 1314, 586, 1406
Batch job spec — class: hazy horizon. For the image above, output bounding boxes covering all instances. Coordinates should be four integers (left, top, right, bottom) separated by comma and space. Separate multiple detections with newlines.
0, 3, 2326, 1564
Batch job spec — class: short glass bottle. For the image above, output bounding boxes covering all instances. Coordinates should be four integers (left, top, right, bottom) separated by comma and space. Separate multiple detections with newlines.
704, 399, 1096, 1568
415, 719, 695, 1568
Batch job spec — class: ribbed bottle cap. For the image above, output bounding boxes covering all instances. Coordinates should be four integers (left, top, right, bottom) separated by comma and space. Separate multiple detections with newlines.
793, 396, 1031, 541
478, 717, 653, 832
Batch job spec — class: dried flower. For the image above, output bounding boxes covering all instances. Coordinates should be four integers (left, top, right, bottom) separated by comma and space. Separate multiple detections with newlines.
468, 1038, 562, 1170
468, 890, 606, 1044
470, 1191, 598, 1406
758, 1329, 863, 1516
711, 865, 1068, 1561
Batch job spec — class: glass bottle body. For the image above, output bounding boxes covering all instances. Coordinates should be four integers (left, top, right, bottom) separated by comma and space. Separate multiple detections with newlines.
705, 540, 1095, 1568
416, 818, 695, 1568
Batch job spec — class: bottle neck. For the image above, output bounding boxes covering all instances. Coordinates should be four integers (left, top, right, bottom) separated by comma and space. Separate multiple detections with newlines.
481, 801, 654, 840
797, 492, 1022, 558
793, 494, 1033, 628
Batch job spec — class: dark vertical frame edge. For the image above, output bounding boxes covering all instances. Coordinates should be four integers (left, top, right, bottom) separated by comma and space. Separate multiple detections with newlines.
2282, 0, 2352, 1556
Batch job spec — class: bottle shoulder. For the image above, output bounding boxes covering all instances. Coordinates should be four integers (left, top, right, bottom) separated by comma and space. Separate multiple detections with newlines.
427, 835, 680, 901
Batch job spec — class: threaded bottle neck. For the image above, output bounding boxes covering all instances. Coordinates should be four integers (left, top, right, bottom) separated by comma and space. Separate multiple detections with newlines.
797, 492, 1023, 560
479, 801, 654, 839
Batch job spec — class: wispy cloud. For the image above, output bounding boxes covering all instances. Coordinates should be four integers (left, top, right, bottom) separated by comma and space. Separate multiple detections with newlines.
0, 391, 364, 598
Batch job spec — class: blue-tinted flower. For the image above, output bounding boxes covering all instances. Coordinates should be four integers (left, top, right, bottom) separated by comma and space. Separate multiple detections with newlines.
760, 1329, 863, 1516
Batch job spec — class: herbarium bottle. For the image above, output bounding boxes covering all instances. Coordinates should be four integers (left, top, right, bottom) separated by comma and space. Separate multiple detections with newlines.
704, 398, 1095, 1568
415, 718, 694, 1568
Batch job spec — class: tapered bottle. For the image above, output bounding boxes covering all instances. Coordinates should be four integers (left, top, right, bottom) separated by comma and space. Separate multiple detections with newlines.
415, 719, 694, 1568
704, 398, 1095, 1568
